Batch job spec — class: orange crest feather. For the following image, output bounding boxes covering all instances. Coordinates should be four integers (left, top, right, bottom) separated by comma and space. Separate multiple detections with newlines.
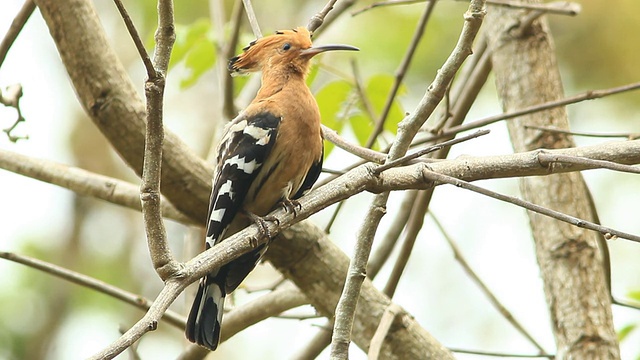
228, 27, 312, 75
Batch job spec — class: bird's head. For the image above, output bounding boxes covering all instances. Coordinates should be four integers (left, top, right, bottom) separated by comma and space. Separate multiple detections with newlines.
228, 27, 358, 76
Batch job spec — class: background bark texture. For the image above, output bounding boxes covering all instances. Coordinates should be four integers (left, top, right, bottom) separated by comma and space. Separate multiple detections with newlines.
484, 3, 620, 359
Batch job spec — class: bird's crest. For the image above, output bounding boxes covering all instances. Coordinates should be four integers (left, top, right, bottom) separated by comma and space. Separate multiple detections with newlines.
228, 27, 313, 75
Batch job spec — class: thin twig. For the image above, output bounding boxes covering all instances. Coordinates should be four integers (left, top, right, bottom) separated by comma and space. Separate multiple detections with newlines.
351, 59, 378, 121
524, 125, 640, 140
484, 0, 580, 16
422, 169, 640, 243
291, 320, 333, 359
324, 200, 346, 233
322, 167, 347, 176
421, 80, 640, 143
0, 0, 35, 69
375, 129, 489, 173
538, 152, 640, 175
311, 0, 358, 38
273, 313, 322, 320
90, 280, 186, 359
367, 191, 418, 278
1, 83, 27, 142
430, 213, 547, 353
113, 0, 157, 79
242, 0, 262, 38
449, 347, 554, 358
0, 251, 186, 329
221, 0, 244, 120
360, 0, 581, 17
352, 0, 424, 16
308, 0, 340, 32
330, 193, 388, 359
382, 191, 429, 297
365, 0, 438, 148
322, 124, 386, 163
368, 304, 403, 359
427, 37, 491, 135
612, 297, 640, 311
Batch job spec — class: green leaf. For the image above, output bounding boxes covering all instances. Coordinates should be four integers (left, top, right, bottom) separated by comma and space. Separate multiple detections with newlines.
180, 38, 216, 88
170, 19, 212, 70
618, 323, 636, 342
628, 289, 640, 302
315, 80, 353, 157
163, 19, 217, 88
349, 113, 373, 149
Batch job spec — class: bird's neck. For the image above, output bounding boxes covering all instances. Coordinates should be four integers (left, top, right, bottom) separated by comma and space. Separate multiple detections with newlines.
255, 68, 306, 100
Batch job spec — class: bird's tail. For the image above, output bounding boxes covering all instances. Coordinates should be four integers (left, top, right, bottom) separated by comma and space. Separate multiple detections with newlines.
185, 275, 225, 350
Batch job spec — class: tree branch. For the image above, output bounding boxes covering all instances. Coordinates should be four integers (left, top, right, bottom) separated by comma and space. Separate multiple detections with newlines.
0, 83, 27, 142
121, 0, 180, 279
0, 149, 193, 224
523, 125, 639, 140
330, 0, 486, 357
422, 80, 640, 143
322, 124, 386, 164
241, 0, 262, 38
0, 251, 187, 329
485, 5, 620, 356
0, 0, 35, 68
308, 0, 339, 32
374, 129, 489, 173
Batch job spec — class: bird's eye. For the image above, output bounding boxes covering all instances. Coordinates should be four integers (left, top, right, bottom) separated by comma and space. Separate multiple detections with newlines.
282, 43, 291, 51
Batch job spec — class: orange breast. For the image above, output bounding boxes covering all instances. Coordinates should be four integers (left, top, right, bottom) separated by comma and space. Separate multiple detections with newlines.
243, 84, 322, 216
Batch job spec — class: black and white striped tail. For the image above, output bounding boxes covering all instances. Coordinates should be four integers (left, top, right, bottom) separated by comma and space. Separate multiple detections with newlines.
186, 275, 225, 350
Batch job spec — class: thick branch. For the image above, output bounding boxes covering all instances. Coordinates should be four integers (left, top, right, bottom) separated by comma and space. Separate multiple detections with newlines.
0, 149, 192, 224
485, 4, 620, 358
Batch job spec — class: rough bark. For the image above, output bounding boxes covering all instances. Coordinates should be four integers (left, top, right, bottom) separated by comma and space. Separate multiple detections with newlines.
484, 3, 620, 359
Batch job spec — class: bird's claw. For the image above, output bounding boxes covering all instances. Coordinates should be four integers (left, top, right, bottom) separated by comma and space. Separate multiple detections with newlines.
281, 198, 302, 217
244, 211, 273, 241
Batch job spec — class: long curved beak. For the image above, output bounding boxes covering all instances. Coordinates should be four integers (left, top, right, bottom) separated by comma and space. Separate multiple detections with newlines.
301, 44, 359, 58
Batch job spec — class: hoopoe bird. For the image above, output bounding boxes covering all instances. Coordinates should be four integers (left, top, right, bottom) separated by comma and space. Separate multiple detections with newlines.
185, 27, 358, 350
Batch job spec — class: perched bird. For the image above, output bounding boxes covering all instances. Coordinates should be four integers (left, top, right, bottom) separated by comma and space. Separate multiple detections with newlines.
185, 26, 358, 350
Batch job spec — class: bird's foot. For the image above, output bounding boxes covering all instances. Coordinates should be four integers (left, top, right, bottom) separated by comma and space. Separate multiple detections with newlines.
243, 210, 276, 244
281, 197, 302, 217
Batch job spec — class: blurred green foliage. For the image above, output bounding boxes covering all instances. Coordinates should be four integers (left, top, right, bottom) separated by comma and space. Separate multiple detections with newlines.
315, 79, 352, 156
170, 19, 217, 88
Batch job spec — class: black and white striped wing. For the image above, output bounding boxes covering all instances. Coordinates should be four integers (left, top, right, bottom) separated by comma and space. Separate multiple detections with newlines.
205, 112, 281, 247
